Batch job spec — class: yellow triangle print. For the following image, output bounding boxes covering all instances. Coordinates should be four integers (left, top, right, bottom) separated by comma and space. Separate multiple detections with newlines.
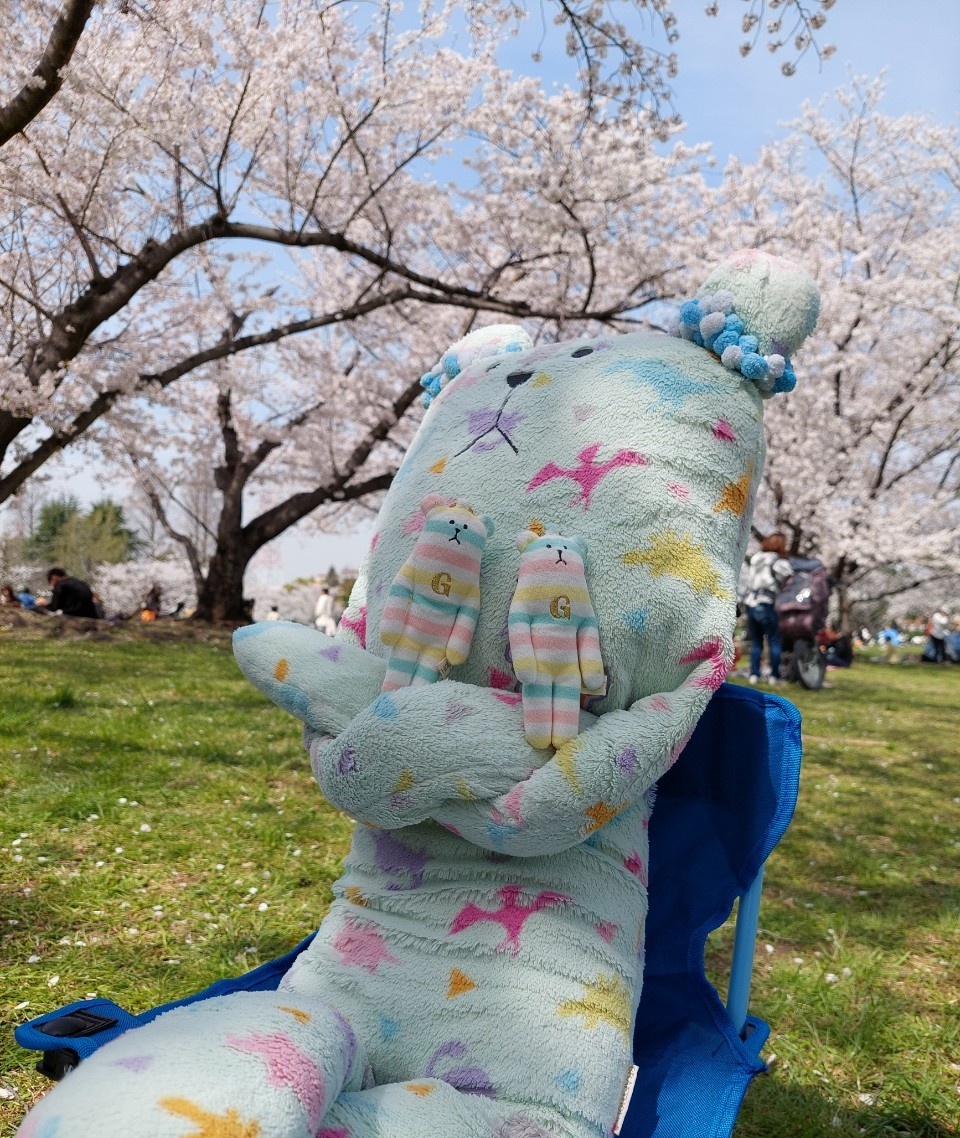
531, 372, 552, 387
584, 800, 626, 834
447, 968, 477, 998
273, 658, 290, 683
277, 1005, 311, 1024
405, 1082, 436, 1097
429, 457, 447, 474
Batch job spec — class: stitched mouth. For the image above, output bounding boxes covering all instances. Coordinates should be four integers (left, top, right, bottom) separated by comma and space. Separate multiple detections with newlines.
449, 531, 462, 544
556, 551, 567, 565
456, 391, 522, 457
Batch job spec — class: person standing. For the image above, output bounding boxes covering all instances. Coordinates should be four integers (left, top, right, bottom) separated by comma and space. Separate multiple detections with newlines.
314, 586, 337, 635
929, 608, 950, 664
744, 534, 794, 685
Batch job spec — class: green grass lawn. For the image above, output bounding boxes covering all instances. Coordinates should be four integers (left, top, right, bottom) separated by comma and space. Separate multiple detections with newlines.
1, 631, 957, 1136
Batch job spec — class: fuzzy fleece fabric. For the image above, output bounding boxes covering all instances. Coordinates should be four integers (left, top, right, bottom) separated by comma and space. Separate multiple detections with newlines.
18, 251, 818, 1138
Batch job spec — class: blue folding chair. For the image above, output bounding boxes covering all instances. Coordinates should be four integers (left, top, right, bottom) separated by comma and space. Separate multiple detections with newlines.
16, 683, 801, 1138
622, 682, 802, 1136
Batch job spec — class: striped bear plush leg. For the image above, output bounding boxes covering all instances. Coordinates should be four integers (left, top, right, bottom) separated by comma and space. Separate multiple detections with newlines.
15, 992, 365, 1138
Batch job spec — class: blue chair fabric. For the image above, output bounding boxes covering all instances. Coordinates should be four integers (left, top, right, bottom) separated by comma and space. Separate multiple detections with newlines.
621, 683, 802, 1137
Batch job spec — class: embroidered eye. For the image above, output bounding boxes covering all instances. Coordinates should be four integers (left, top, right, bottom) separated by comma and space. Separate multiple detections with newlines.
506, 370, 533, 387
572, 347, 593, 358
546, 544, 552, 549
449, 519, 455, 525
463, 523, 469, 529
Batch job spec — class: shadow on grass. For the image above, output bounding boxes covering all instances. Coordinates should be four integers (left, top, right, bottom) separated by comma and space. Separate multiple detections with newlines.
738, 1069, 957, 1138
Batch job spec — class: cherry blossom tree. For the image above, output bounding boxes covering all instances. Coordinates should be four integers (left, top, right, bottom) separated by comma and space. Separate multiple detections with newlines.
0, 0, 837, 505
720, 79, 960, 625
0, 0, 843, 620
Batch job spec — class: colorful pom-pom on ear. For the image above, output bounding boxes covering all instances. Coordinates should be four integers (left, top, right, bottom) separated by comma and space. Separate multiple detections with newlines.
673, 249, 819, 399
419, 325, 534, 407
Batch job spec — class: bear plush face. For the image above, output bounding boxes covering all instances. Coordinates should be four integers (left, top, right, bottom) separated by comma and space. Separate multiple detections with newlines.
418, 496, 493, 551
361, 330, 767, 712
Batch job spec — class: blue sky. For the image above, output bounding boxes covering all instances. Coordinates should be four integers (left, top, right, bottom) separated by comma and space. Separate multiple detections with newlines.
674, 0, 959, 163
22, 2, 960, 586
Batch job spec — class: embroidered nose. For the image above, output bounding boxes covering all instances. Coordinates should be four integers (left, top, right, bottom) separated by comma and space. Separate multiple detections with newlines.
556, 550, 567, 565
506, 370, 533, 388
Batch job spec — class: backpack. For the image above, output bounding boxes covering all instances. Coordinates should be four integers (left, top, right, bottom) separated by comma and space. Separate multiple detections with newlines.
775, 558, 830, 643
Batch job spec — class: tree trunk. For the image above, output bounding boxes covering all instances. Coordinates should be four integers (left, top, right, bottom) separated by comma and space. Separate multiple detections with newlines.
192, 541, 253, 622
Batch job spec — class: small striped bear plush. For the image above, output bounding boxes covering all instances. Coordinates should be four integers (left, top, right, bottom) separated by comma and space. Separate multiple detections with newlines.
380, 494, 493, 691
509, 529, 606, 749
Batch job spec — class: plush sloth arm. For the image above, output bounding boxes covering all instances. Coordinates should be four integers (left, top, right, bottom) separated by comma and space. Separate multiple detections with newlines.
304, 639, 728, 855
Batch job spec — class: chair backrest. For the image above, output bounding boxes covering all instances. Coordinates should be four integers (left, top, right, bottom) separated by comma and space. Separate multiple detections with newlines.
622, 682, 802, 1138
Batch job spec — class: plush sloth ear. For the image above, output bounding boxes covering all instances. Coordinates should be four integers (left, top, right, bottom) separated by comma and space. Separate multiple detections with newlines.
566, 535, 588, 558
420, 493, 452, 516
481, 515, 495, 539
516, 529, 540, 553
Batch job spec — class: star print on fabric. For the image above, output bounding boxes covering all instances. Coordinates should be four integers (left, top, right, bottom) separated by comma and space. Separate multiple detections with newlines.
372, 828, 429, 890
277, 1005, 311, 1024
610, 357, 728, 411
623, 852, 648, 886
554, 1069, 583, 1095
622, 530, 731, 600
713, 466, 753, 516
485, 816, 520, 849
713, 418, 737, 442
557, 974, 632, 1039
158, 1097, 261, 1138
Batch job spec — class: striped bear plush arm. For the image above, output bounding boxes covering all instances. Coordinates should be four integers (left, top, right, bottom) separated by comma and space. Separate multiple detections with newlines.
577, 617, 605, 692
379, 567, 414, 648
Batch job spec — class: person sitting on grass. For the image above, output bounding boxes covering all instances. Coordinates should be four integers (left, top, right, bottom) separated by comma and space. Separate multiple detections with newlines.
35, 567, 99, 619
0, 583, 21, 607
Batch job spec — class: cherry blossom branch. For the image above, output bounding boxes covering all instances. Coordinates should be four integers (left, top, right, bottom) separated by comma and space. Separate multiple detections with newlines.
0, 0, 96, 148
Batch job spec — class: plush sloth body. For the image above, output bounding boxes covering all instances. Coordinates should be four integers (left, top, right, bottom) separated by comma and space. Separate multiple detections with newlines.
18, 253, 818, 1138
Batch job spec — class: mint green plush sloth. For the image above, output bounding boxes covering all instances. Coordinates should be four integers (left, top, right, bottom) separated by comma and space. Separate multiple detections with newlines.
17, 252, 818, 1138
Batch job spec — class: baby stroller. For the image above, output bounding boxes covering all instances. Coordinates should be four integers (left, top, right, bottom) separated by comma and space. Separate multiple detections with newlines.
774, 557, 831, 689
